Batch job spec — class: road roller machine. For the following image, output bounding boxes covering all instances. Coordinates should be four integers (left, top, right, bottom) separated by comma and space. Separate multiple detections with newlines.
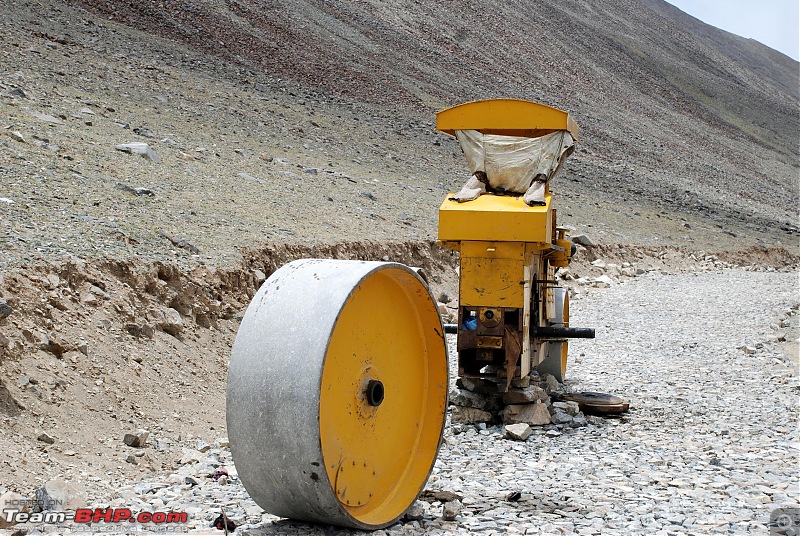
227, 99, 595, 530
436, 99, 595, 386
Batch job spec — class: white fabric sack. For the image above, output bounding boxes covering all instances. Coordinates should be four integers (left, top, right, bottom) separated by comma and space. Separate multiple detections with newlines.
450, 129, 574, 205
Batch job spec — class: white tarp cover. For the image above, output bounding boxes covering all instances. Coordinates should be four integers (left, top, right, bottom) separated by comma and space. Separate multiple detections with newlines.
450, 129, 574, 205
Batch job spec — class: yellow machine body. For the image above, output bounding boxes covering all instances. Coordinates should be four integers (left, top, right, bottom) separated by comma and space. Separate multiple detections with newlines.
436, 98, 579, 140
436, 99, 580, 382
439, 193, 553, 244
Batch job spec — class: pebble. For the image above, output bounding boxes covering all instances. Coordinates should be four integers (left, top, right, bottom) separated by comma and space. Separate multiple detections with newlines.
0, 297, 12, 319
115, 142, 161, 163
503, 423, 532, 441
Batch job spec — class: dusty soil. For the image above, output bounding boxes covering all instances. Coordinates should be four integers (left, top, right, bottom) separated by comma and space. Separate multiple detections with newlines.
0, 0, 798, 516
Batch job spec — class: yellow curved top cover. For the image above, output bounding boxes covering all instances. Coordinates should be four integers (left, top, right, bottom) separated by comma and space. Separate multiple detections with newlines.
436, 98, 579, 141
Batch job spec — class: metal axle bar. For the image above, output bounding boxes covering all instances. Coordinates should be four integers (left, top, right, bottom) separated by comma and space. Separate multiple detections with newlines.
532, 326, 595, 339
442, 324, 595, 339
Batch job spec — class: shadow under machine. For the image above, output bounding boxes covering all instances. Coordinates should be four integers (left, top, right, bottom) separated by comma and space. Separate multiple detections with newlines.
226, 99, 595, 530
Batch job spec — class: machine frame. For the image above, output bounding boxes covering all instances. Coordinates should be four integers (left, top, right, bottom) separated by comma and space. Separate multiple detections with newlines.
437, 99, 594, 385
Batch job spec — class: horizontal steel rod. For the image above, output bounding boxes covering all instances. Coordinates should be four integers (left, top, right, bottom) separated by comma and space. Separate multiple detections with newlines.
532, 326, 596, 339
442, 323, 595, 339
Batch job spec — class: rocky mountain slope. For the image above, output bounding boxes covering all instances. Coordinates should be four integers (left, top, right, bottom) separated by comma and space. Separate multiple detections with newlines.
60, 0, 800, 231
0, 0, 798, 274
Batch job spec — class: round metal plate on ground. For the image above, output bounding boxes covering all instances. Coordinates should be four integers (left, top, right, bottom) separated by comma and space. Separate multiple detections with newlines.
227, 259, 448, 530
561, 391, 630, 415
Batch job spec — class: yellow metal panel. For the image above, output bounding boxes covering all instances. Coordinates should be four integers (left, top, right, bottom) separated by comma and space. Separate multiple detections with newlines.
459, 242, 525, 307
436, 99, 579, 141
439, 194, 553, 244
336, 460, 376, 507
461, 241, 524, 259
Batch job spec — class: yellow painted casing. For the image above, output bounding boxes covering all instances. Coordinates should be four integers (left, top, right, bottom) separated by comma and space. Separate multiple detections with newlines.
459, 242, 525, 307
550, 239, 572, 267
439, 194, 553, 244
436, 98, 579, 141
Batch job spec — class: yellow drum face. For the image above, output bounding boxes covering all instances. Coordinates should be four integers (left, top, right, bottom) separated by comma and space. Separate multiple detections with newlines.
320, 268, 448, 527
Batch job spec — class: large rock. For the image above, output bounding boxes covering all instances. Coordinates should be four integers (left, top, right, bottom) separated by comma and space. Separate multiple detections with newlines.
115, 142, 161, 162
502, 402, 552, 425
37, 432, 56, 444
510, 376, 531, 388
551, 410, 573, 425
503, 423, 532, 440
450, 406, 492, 424
442, 499, 461, 521
541, 374, 561, 393
30, 111, 63, 124
552, 401, 581, 416
123, 429, 150, 447
456, 376, 502, 394
503, 386, 548, 405
0, 332, 10, 350
35, 480, 85, 511
571, 234, 595, 247
450, 388, 502, 411
0, 297, 12, 319
158, 308, 183, 337
404, 501, 424, 521
593, 274, 616, 288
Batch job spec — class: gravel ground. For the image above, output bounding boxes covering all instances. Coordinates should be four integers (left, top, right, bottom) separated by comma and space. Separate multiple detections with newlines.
12, 268, 796, 535
428, 270, 799, 535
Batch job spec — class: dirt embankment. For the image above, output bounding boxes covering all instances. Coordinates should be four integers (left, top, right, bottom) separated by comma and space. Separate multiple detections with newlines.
0, 240, 459, 498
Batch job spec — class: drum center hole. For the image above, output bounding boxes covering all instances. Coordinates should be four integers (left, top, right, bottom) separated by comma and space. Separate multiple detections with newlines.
366, 379, 384, 406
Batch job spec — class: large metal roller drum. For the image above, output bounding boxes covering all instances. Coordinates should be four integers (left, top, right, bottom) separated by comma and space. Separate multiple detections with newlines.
537, 287, 570, 382
227, 259, 449, 529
